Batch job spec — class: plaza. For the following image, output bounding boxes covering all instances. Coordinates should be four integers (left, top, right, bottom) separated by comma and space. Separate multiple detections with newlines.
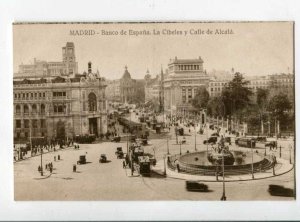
14, 112, 295, 200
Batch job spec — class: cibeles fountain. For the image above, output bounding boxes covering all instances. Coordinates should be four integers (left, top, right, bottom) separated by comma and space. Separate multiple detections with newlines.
167, 144, 276, 178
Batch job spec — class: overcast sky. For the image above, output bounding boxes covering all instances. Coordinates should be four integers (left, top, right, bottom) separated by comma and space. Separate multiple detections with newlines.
13, 22, 293, 79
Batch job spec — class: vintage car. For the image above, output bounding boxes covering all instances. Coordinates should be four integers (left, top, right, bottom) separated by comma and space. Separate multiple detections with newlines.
99, 154, 107, 163
186, 181, 209, 192
265, 141, 277, 149
77, 155, 86, 165
115, 147, 124, 159
111, 136, 121, 142
203, 136, 218, 145
211, 132, 219, 137
268, 185, 294, 197
138, 156, 151, 176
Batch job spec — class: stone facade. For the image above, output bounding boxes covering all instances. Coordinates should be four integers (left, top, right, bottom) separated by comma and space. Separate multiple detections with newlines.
13, 63, 107, 142
119, 66, 137, 103
16, 42, 78, 78
163, 56, 210, 114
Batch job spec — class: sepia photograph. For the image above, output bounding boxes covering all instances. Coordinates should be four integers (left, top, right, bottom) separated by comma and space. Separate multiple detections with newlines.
13, 22, 295, 201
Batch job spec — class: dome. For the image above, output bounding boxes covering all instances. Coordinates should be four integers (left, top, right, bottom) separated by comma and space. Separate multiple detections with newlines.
122, 65, 132, 79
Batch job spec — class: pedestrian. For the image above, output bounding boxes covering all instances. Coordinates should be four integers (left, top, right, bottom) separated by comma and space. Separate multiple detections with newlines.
45, 164, 48, 170
123, 161, 126, 168
50, 166, 53, 173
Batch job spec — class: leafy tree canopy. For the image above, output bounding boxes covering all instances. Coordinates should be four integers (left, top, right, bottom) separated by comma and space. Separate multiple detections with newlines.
192, 86, 210, 110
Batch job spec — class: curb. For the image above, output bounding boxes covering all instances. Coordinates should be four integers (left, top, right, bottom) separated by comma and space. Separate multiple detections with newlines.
152, 162, 294, 183
14, 146, 74, 163
33, 172, 53, 180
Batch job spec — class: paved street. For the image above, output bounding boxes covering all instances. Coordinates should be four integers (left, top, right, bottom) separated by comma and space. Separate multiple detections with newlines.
14, 137, 294, 200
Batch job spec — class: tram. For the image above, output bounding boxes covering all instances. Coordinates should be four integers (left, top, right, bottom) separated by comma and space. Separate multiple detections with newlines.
235, 137, 256, 148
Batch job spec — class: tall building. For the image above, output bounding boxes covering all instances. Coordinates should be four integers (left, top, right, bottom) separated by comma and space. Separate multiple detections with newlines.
14, 58, 108, 142
105, 79, 121, 102
16, 42, 78, 78
163, 56, 210, 114
267, 73, 294, 102
208, 78, 229, 97
119, 66, 137, 103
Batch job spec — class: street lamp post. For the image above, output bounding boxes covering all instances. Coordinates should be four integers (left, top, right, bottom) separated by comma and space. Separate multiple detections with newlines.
220, 147, 226, 201
163, 155, 167, 176
289, 145, 292, 164
167, 137, 170, 155
194, 125, 197, 151
264, 145, 267, 156
40, 147, 43, 176
179, 141, 182, 155
251, 139, 254, 179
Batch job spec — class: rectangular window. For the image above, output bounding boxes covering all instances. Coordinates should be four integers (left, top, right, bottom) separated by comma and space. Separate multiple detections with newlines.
25, 132, 28, 138
24, 120, 29, 128
40, 119, 46, 128
32, 120, 38, 128
188, 88, 192, 102
182, 89, 186, 103
58, 105, 63, 113
16, 120, 21, 128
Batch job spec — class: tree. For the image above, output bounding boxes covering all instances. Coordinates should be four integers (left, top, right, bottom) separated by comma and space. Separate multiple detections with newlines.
268, 94, 292, 118
207, 97, 225, 117
256, 88, 269, 111
221, 72, 253, 119
192, 86, 210, 110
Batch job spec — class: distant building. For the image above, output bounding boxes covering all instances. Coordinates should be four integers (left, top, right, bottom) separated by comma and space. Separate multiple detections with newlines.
14, 60, 108, 143
16, 42, 78, 78
105, 79, 121, 102
120, 66, 137, 103
163, 56, 210, 114
145, 73, 161, 102
208, 78, 229, 97
267, 73, 294, 102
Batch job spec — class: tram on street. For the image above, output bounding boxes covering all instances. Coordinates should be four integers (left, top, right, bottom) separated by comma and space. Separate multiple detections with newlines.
138, 156, 151, 176
235, 137, 256, 148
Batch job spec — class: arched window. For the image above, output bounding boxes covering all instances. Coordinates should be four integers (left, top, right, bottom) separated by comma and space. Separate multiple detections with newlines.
16, 105, 21, 114
88, 93, 97, 111
32, 104, 37, 114
41, 104, 45, 114
24, 105, 29, 114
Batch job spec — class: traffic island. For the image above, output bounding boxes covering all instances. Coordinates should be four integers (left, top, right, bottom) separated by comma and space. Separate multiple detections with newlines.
152, 154, 294, 182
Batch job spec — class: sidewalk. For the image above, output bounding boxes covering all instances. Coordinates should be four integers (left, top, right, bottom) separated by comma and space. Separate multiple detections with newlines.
14, 145, 74, 163
152, 157, 294, 182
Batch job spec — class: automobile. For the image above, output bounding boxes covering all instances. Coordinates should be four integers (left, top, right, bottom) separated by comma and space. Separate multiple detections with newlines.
256, 136, 267, 142
111, 136, 121, 142
265, 141, 277, 149
99, 154, 107, 163
224, 137, 232, 144
141, 138, 148, 145
115, 147, 124, 159
268, 185, 294, 197
77, 155, 86, 165
186, 181, 209, 192
203, 136, 218, 144
211, 132, 219, 137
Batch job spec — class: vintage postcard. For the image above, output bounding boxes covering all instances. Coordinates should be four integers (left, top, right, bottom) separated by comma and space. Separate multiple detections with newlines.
13, 22, 295, 200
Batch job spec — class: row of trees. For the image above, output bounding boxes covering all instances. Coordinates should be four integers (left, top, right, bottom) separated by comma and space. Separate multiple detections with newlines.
192, 72, 293, 134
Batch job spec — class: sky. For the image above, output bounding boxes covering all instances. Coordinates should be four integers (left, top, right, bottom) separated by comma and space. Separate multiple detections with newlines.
13, 22, 294, 80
